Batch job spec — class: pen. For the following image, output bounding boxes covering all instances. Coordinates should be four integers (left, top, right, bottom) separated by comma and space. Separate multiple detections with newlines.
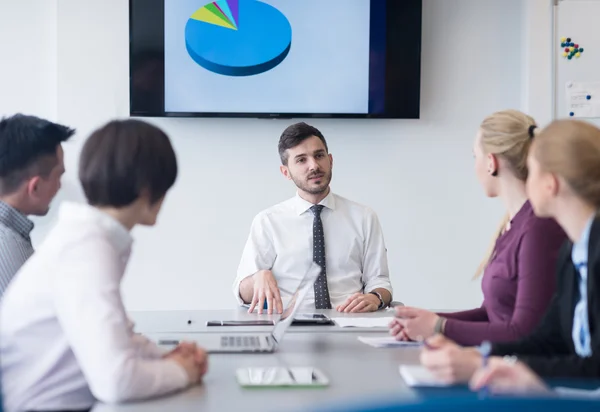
418, 336, 435, 350
478, 340, 492, 398
158, 339, 180, 346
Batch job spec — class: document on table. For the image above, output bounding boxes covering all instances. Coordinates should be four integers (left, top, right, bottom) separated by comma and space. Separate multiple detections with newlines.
399, 365, 449, 387
358, 336, 421, 348
332, 317, 394, 328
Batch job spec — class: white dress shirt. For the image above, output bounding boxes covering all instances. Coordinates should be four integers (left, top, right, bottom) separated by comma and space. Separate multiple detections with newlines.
233, 192, 392, 310
0, 202, 188, 412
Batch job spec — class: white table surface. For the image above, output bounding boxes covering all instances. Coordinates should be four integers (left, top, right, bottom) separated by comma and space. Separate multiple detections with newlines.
92, 331, 421, 412
128, 308, 400, 334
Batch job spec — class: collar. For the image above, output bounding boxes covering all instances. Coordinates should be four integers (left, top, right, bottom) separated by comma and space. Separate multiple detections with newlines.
0, 200, 34, 240
58, 201, 133, 257
572, 214, 594, 266
510, 200, 532, 226
292, 190, 336, 216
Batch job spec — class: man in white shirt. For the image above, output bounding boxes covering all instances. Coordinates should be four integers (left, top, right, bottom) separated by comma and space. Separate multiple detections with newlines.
0, 120, 207, 412
234, 122, 393, 314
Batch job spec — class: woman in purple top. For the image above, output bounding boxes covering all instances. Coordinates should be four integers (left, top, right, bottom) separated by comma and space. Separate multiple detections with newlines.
389, 110, 567, 346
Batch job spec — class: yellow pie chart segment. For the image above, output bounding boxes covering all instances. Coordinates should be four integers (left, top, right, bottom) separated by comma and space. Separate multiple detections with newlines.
191, 6, 236, 30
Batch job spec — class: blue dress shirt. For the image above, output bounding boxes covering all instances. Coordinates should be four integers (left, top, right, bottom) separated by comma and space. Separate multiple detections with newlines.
571, 216, 594, 357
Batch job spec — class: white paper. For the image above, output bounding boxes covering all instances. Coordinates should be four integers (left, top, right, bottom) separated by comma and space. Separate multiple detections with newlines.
358, 336, 421, 348
399, 365, 449, 387
555, 386, 600, 399
566, 82, 600, 118
332, 317, 394, 328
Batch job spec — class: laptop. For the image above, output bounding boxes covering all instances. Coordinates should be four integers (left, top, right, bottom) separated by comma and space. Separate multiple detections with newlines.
165, 262, 321, 354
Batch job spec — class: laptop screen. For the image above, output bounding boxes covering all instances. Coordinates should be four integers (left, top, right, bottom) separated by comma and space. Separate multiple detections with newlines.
271, 262, 322, 344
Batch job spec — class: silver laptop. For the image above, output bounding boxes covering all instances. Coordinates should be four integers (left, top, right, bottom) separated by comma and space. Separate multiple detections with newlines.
193, 262, 321, 353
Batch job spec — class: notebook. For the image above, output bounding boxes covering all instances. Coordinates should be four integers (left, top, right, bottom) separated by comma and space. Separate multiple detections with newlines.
358, 336, 421, 348
332, 317, 394, 328
399, 365, 449, 387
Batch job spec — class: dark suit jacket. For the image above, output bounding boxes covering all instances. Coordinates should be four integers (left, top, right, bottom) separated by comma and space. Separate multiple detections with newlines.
491, 215, 600, 378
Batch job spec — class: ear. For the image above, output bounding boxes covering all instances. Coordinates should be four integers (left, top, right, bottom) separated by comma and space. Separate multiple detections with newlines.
328, 153, 333, 168
26, 176, 41, 197
487, 153, 499, 176
280, 165, 291, 180
548, 173, 561, 198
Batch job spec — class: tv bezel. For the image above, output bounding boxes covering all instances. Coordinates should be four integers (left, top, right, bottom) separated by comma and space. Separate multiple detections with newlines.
129, 0, 422, 119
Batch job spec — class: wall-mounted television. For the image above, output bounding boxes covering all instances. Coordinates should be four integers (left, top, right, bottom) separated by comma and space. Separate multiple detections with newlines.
129, 0, 422, 119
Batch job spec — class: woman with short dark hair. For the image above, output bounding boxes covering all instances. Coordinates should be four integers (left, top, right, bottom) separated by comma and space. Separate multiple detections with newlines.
0, 119, 208, 412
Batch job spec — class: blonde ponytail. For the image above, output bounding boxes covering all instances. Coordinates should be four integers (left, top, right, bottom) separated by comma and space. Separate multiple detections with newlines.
479, 109, 537, 181
474, 213, 510, 278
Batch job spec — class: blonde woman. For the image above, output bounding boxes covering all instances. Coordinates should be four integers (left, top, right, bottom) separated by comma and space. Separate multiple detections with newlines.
389, 110, 567, 346
424, 119, 600, 388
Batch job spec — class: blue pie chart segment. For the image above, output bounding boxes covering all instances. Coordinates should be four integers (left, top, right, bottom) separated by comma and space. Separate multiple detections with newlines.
185, 0, 292, 76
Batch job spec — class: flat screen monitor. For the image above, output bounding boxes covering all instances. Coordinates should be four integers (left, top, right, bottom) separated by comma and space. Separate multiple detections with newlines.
129, 0, 422, 118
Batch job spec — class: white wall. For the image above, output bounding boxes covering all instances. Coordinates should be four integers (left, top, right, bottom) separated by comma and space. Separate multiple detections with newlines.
2, 0, 538, 311
521, 0, 555, 126
0, 0, 57, 120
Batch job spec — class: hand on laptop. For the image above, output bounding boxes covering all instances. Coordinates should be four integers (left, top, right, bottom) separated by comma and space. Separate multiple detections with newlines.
249, 270, 283, 315
336, 293, 379, 313
166, 342, 208, 385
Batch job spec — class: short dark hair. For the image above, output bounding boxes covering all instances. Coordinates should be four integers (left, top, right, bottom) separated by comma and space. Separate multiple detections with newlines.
79, 119, 177, 207
278, 122, 328, 165
0, 114, 75, 194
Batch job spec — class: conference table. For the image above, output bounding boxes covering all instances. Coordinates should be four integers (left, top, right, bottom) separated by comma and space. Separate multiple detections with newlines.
91, 309, 426, 412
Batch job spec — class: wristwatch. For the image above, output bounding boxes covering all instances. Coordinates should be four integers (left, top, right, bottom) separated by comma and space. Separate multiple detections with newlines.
369, 291, 385, 310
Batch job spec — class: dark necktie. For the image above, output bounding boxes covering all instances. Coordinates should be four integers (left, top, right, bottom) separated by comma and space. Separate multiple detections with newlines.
311, 205, 332, 309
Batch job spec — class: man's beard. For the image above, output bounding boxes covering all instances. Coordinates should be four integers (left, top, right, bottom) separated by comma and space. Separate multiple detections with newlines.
290, 169, 332, 195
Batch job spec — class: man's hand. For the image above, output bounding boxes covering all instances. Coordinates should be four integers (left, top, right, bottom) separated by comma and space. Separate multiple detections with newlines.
336, 293, 379, 313
469, 359, 549, 395
394, 306, 440, 341
165, 342, 208, 385
249, 270, 283, 315
420, 335, 482, 384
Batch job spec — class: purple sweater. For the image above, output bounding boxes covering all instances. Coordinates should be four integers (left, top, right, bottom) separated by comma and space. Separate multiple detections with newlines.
440, 201, 567, 346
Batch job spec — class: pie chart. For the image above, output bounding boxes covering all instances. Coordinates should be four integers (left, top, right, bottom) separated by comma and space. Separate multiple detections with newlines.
185, 0, 292, 76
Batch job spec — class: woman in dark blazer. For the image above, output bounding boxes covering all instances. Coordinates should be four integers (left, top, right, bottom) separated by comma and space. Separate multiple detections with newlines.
419, 119, 600, 394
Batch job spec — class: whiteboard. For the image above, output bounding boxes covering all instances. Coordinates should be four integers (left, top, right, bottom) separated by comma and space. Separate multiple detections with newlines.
555, 0, 600, 126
